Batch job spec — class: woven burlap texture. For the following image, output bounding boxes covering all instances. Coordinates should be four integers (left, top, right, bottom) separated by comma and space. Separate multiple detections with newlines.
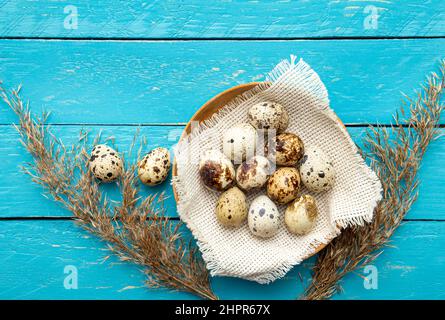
173, 56, 382, 284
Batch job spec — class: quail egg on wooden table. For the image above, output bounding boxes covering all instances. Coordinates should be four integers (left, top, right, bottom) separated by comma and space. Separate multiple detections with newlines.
299, 145, 336, 192
267, 132, 304, 166
248, 101, 289, 133
89, 144, 123, 182
267, 167, 301, 204
236, 155, 271, 191
248, 195, 280, 238
216, 187, 248, 227
138, 147, 171, 186
199, 149, 235, 191
285, 195, 319, 236
222, 123, 257, 164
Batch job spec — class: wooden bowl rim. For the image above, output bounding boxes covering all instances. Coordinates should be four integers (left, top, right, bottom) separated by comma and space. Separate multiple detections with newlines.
172, 82, 261, 195
172, 82, 331, 258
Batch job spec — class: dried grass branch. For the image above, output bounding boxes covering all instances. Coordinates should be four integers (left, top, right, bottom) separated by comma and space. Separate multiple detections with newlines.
303, 60, 445, 300
1, 84, 217, 300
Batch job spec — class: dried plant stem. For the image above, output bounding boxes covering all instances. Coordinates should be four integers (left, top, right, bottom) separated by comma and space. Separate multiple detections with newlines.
1, 84, 217, 300
303, 60, 445, 300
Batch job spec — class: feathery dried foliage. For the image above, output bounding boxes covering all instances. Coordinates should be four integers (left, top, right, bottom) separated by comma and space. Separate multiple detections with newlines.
1, 84, 217, 300
303, 60, 445, 300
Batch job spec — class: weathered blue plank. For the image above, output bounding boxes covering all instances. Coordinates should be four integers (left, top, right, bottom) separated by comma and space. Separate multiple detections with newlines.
0, 1, 444, 38
0, 125, 181, 217
0, 220, 444, 299
332, 220, 445, 300
0, 125, 443, 220
1, 39, 444, 125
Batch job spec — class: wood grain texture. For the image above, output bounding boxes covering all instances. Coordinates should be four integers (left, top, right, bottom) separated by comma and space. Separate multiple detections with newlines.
0, 1, 444, 38
0, 125, 443, 219
1, 39, 445, 125
0, 125, 180, 217
1, 1, 444, 300
0, 220, 444, 299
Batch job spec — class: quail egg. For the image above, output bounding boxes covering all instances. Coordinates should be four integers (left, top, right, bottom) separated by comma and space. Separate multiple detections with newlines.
89, 144, 123, 183
278, 107, 289, 133
285, 195, 318, 235
236, 156, 271, 191
267, 132, 304, 166
199, 149, 235, 192
222, 123, 257, 164
248, 101, 289, 133
267, 167, 301, 204
138, 147, 171, 186
216, 187, 248, 227
299, 145, 336, 192
248, 195, 280, 238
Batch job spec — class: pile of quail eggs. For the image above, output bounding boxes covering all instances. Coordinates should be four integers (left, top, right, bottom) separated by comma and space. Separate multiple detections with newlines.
88, 144, 171, 186
199, 101, 336, 239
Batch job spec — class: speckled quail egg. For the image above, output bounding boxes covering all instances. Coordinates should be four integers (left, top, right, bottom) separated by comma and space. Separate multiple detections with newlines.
248, 195, 280, 238
267, 167, 301, 204
248, 101, 289, 133
199, 149, 235, 192
267, 132, 304, 166
89, 144, 123, 183
236, 156, 271, 191
138, 147, 171, 186
278, 107, 289, 133
216, 187, 248, 227
222, 123, 257, 164
285, 195, 319, 236
299, 145, 336, 192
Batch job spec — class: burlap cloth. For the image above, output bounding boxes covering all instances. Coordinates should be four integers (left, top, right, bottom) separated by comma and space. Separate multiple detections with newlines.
173, 56, 382, 284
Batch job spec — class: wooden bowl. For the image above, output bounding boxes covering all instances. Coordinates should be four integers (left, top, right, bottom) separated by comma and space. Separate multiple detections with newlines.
172, 82, 330, 257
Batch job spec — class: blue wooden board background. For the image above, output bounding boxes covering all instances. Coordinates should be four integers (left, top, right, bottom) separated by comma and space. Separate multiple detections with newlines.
1, 39, 445, 125
0, 0, 444, 300
1, 1, 444, 38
